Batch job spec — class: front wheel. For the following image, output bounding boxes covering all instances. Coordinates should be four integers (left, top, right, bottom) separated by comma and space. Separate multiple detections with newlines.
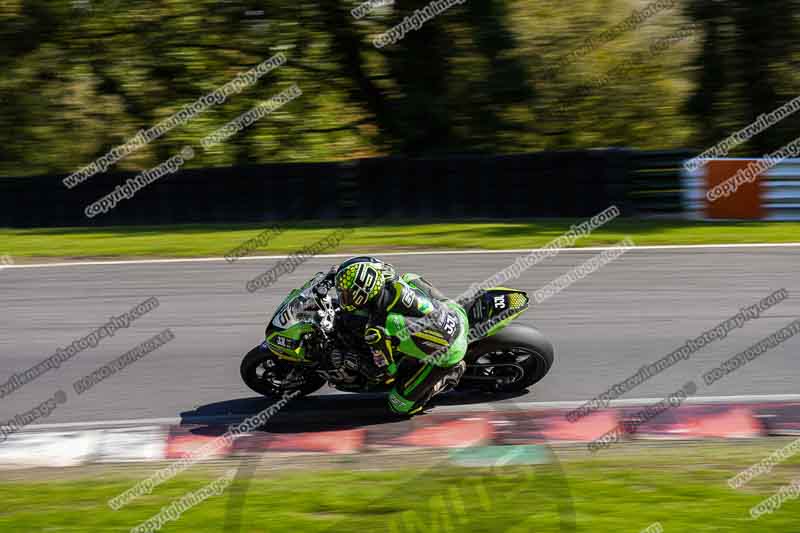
240, 345, 325, 399
461, 325, 554, 393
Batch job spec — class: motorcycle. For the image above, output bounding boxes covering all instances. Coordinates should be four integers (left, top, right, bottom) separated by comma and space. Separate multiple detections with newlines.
240, 271, 554, 403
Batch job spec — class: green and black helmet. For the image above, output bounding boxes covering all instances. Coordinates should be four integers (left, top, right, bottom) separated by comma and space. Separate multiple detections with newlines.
334, 256, 393, 311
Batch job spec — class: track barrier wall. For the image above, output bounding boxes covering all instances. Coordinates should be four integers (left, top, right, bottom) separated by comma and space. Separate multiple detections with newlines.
0, 150, 691, 227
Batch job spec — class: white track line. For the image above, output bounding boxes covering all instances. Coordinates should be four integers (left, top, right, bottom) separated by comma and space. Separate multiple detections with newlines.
6, 242, 800, 269
25, 417, 182, 430
23, 393, 800, 431
448, 393, 800, 412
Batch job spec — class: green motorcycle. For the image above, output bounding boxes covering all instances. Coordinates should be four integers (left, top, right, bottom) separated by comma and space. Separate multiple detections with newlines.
240, 271, 554, 400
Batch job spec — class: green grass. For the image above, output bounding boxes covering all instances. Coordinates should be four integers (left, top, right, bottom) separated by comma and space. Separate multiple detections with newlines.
2, 443, 800, 532
1, 219, 799, 260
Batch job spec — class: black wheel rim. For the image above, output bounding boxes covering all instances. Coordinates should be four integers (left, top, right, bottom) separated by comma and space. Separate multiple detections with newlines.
469, 347, 545, 388
247, 357, 288, 395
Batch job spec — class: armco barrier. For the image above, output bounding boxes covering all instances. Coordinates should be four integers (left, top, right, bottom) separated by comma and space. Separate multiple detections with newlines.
0, 150, 685, 227
682, 158, 800, 221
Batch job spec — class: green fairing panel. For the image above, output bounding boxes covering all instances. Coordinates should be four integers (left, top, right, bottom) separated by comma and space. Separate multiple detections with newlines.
267, 322, 314, 361
276, 321, 313, 340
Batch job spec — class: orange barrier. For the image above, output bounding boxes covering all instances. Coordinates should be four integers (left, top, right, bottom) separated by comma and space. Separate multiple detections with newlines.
705, 160, 764, 219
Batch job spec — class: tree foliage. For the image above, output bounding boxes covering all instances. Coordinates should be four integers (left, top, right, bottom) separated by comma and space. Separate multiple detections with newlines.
0, 0, 796, 177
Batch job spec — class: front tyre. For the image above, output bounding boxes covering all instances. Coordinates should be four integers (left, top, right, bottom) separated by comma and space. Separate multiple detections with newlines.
463, 325, 554, 393
240, 345, 325, 399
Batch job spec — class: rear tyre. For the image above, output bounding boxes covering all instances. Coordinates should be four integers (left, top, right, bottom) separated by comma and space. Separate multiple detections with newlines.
240, 345, 325, 399
463, 325, 554, 393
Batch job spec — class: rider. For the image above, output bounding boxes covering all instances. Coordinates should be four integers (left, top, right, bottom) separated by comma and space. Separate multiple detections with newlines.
332, 256, 468, 416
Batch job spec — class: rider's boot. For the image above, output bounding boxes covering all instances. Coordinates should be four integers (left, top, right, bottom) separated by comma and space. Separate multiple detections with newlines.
432, 360, 466, 396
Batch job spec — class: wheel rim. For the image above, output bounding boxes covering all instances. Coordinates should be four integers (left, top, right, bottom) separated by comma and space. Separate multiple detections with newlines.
469, 347, 545, 388
247, 357, 289, 395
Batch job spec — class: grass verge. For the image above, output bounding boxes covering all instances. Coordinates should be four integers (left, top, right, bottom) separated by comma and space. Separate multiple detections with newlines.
1, 219, 799, 261
1, 441, 799, 531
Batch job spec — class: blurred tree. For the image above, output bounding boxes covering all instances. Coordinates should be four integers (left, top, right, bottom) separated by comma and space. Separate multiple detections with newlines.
1, 0, 796, 178
686, 0, 800, 154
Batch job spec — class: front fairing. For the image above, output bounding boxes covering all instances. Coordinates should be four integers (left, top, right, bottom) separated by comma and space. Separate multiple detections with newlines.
264, 273, 327, 362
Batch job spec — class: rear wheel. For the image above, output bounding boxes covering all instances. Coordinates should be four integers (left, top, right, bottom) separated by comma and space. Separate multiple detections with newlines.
240, 345, 325, 399
461, 325, 554, 392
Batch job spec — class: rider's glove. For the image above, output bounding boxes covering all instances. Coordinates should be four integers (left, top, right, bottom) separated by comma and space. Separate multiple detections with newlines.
325, 265, 338, 282
316, 266, 338, 296
364, 326, 396, 376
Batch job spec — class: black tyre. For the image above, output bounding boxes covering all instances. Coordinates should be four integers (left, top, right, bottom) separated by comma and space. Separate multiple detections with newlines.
463, 325, 554, 392
240, 345, 325, 399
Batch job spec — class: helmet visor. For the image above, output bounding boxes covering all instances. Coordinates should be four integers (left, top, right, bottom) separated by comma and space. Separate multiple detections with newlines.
338, 288, 356, 310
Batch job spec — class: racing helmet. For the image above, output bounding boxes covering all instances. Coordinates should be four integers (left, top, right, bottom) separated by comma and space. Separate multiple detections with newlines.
334, 257, 392, 311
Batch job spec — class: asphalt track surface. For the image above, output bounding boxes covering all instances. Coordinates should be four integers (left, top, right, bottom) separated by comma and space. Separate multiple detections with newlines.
1, 247, 798, 427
